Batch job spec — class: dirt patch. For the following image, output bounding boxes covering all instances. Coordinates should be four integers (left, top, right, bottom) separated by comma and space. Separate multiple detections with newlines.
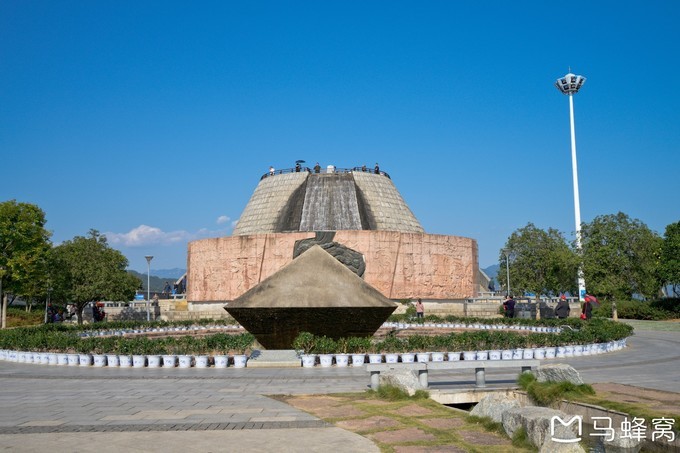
418, 418, 466, 430
393, 446, 468, 453
282, 395, 345, 410
368, 427, 437, 444
336, 415, 402, 432
391, 403, 436, 417
457, 430, 509, 446
592, 383, 680, 415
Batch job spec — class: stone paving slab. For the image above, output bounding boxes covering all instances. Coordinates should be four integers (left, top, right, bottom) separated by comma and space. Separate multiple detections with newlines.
0, 427, 378, 453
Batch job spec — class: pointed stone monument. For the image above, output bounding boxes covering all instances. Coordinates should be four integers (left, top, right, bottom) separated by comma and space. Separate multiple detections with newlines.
225, 245, 397, 349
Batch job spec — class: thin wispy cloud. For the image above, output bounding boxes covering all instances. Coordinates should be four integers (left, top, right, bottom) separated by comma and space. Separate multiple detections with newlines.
216, 215, 230, 225
106, 224, 229, 247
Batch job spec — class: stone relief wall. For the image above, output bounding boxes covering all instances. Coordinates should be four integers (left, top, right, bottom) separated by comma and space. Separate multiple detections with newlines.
187, 230, 478, 302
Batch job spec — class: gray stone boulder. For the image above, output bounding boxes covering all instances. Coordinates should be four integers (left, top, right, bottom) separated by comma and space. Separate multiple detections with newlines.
378, 369, 425, 396
604, 430, 644, 452
535, 363, 584, 385
502, 406, 584, 452
470, 393, 520, 423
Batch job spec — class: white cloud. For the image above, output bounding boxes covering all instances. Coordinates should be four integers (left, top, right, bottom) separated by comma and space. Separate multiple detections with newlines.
106, 224, 229, 247
216, 215, 230, 225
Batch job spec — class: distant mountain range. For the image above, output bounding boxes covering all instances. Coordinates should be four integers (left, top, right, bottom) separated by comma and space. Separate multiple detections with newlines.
145, 268, 186, 279
128, 270, 185, 292
482, 264, 500, 283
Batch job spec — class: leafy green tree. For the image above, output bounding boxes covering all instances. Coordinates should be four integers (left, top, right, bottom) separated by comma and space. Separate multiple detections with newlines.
51, 229, 140, 324
498, 223, 578, 297
0, 200, 52, 328
581, 212, 662, 300
659, 221, 680, 297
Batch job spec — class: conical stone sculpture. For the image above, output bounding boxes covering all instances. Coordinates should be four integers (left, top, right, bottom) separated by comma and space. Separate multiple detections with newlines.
225, 245, 397, 349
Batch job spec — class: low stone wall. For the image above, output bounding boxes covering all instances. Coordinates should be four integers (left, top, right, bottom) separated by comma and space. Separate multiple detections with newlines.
418, 299, 504, 319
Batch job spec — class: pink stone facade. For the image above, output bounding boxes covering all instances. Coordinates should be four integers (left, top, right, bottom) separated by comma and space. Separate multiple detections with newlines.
187, 231, 478, 302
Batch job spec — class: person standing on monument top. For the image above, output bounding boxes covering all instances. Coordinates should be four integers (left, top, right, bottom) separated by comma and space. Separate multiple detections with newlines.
374, 163, 380, 174
415, 298, 424, 318
314, 162, 321, 173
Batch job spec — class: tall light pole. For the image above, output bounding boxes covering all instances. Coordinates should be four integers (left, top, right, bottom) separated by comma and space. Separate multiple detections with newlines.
504, 249, 511, 297
145, 255, 153, 321
555, 72, 587, 301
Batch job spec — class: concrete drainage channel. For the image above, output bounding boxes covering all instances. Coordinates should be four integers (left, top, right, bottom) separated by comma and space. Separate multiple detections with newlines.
433, 389, 679, 452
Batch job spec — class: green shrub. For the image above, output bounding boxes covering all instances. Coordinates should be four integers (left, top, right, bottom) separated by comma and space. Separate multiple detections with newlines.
292, 332, 317, 355
372, 384, 429, 401
518, 371, 595, 406
594, 299, 672, 320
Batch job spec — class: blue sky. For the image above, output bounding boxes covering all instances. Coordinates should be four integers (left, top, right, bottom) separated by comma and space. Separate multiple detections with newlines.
2, 1, 679, 273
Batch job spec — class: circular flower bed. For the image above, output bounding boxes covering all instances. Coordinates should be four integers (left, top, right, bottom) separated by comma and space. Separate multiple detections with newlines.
0, 317, 632, 369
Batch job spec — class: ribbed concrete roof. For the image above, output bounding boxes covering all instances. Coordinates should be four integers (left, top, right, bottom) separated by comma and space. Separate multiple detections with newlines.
232, 170, 424, 235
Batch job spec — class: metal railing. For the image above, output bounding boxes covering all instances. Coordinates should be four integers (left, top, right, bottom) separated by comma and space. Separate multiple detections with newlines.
261, 166, 390, 180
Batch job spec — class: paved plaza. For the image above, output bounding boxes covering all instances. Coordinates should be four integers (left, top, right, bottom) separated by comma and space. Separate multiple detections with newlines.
0, 326, 678, 452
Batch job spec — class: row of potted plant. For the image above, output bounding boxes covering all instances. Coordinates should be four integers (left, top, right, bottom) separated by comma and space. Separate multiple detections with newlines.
0, 329, 255, 368
0, 349, 251, 368
292, 318, 633, 367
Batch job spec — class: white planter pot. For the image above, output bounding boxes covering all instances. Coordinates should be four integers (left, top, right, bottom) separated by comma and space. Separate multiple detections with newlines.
522, 349, 535, 359
489, 350, 502, 361
57, 353, 69, 365
534, 348, 546, 360
512, 349, 524, 360
67, 354, 80, 366
416, 352, 430, 363
147, 355, 162, 368
335, 354, 349, 367
233, 354, 247, 368
431, 352, 445, 362
476, 351, 489, 361
463, 351, 476, 361
132, 355, 147, 368
368, 353, 383, 364
385, 353, 399, 364
39, 353, 50, 365
119, 355, 133, 368
319, 354, 334, 367
79, 354, 93, 366
351, 354, 366, 366
214, 355, 229, 368
447, 352, 461, 361
501, 350, 513, 360
401, 353, 416, 363
545, 347, 556, 359
178, 355, 192, 368
92, 354, 107, 367
106, 354, 120, 367
162, 355, 177, 368
301, 354, 316, 368
194, 355, 210, 368
48, 353, 59, 365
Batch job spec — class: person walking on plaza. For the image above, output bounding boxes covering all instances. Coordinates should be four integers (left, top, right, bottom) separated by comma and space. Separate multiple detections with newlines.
503, 295, 516, 318
415, 298, 424, 318
555, 294, 570, 319
581, 294, 595, 320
